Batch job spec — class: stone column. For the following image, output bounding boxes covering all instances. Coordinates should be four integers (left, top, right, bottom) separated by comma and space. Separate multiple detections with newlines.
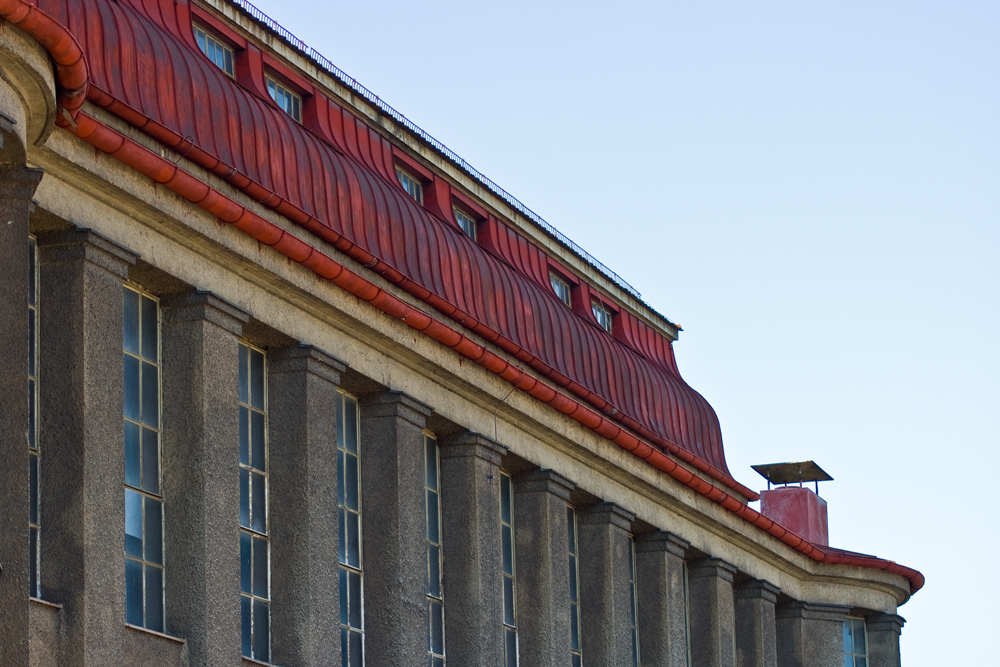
578, 502, 637, 666
37, 228, 137, 666
512, 468, 575, 667
359, 391, 433, 666
735, 580, 779, 667
635, 531, 691, 667
866, 613, 904, 667
688, 558, 738, 667
160, 290, 248, 667
0, 160, 43, 667
268, 345, 346, 667
775, 602, 850, 667
438, 432, 506, 666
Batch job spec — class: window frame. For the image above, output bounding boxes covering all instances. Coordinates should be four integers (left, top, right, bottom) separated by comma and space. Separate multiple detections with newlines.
591, 299, 614, 333
500, 471, 518, 667
549, 271, 572, 308
338, 390, 365, 667
193, 22, 236, 78
567, 506, 582, 667
453, 205, 478, 241
843, 616, 869, 666
123, 284, 165, 633
628, 536, 640, 667
28, 235, 40, 598
265, 73, 303, 123
425, 432, 446, 666
239, 341, 271, 662
395, 165, 425, 205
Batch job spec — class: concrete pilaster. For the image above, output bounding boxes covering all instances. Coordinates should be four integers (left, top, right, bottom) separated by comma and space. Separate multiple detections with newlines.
512, 468, 576, 667
775, 602, 850, 667
36, 228, 137, 666
735, 580, 780, 667
635, 531, 691, 667
0, 162, 43, 667
359, 391, 433, 666
268, 344, 346, 667
439, 432, 507, 666
578, 502, 637, 666
866, 613, 904, 667
160, 290, 248, 667
688, 558, 738, 667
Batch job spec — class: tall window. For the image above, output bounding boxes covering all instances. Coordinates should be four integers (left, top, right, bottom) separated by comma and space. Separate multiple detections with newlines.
500, 472, 518, 667
28, 236, 40, 597
425, 434, 445, 666
193, 24, 234, 77
396, 166, 424, 204
843, 618, 868, 667
684, 563, 692, 667
453, 207, 477, 241
591, 300, 613, 333
123, 286, 164, 631
239, 343, 270, 661
549, 272, 571, 307
338, 391, 364, 666
567, 507, 582, 667
266, 75, 302, 122
628, 537, 640, 667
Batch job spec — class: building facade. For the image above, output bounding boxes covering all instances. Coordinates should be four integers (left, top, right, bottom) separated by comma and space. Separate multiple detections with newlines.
0, 0, 920, 665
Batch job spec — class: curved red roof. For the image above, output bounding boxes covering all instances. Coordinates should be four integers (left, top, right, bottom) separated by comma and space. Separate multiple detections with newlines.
42, 0, 735, 479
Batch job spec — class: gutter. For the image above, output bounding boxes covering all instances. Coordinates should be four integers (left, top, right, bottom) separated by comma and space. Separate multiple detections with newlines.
1, 0, 924, 596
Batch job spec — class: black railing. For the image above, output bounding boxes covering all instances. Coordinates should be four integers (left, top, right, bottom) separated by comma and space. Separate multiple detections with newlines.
230, 0, 642, 299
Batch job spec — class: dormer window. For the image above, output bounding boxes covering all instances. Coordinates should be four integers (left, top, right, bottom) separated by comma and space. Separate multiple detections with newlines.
266, 74, 302, 122
453, 207, 477, 241
592, 300, 613, 333
396, 166, 424, 204
549, 272, 571, 307
194, 24, 235, 77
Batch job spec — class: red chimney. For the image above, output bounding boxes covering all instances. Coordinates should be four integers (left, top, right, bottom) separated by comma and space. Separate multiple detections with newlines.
751, 461, 832, 546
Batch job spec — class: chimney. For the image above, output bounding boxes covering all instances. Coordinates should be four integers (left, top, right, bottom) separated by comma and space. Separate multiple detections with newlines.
751, 460, 832, 546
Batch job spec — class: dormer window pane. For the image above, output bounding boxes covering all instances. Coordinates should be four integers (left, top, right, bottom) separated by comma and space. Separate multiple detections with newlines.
194, 24, 235, 77
396, 167, 424, 204
549, 272, 571, 307
454, 207, 477, 241
266, 75, 302, 122
592, 300, 613, 333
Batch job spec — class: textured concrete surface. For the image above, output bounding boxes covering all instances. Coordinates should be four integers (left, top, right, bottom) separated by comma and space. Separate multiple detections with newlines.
866, 613, 904, 667
512, 468, 575, 667
635, 531, 691, 667
359, 391, 433, 667
28, 599, 61, 667
578, 502, 637, 667
689, 558, 738, 667
124, 625, 188, 666
268, 344, 346, 667
161, 290, 248, 667
439, 432, 507, 666
36, 228, 136, 666
0, 151, 43, 667
735, 580, 780, 667
775, 602, 850, 667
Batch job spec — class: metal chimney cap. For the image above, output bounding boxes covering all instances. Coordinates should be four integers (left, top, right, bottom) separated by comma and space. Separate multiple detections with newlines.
751, 460, 833, 485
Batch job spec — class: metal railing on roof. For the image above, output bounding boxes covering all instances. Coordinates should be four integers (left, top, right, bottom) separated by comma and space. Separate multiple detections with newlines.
230, 0, 642, 299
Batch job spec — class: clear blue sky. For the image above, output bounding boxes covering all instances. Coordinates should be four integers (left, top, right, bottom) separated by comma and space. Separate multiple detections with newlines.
249, 1, 997, 663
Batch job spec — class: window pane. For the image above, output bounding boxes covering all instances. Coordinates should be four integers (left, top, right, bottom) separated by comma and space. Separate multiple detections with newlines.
344, 398, 358, 453
505, 628, 517, 667
339, 567, 348, 625
503, 575, 515, 625
141, 296, 157, 360
427, 545, 441, 598
124, 354, 140, 421
853, 619, 866, 654
349, 630, 363, 667
125, 558, 143, 625
238, 345, 248, 403
29, 454, 38, 524
240, 467, 250, 528
125, 489, 143, 557
252, 471, 266, 533
28, 312, 34, 375
425, 439, 437, 489
253, 534, 268, 598
426, 491, 439, 543
125, 421, 141, 487
251, 410, 265, 471
29, 528, 38, 596
571, 602, 580, 648
241, 531, 252, 594
346, 454, 359, 510
145, 497, 162, 564
844, 657, 853, 667
250, 349, 264, 410
843, 621, 852, 653
347, 511, 360, 568
502, 525, 513, 575
253, 599, 270, 661
430, 599, 443, 653
145, 565, 164, 632
855, 658, 867, 667
241, 595, 252, 657
338, 449, 346, 506
28, 379, 35, 450
224, 50, 234, 76
569, 555, 578, 603
348, 570, 362, 628
239, 405, 249, 466
501, 476, 511, 524
123, 288, 139, 354
338, 507, 347, 563
141, 427, 159, 494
